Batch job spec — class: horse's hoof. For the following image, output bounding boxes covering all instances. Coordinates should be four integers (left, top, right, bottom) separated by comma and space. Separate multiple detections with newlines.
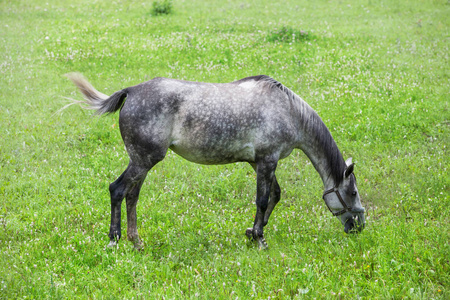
245, 228, 253, 239
258, 237, 269, 250
133, 241, 144, 251
107, 240, 118, 248
246, 228, 269, 250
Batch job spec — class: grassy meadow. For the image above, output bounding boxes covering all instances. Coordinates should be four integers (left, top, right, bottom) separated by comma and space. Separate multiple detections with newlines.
1, 0, 449, 298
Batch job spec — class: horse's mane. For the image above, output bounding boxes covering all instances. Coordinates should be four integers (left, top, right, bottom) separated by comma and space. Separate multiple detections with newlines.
239, 75, 347, 184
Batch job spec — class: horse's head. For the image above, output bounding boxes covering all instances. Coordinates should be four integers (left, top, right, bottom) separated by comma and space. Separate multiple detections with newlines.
323, 158, 365, 233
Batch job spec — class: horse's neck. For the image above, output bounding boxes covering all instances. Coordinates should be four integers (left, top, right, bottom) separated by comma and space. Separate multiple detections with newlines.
294, 104, 346, 190
301, 145, 336, 189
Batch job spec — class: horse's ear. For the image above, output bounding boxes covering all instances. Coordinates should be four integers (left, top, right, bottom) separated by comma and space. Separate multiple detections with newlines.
345, 164, 355, 177
344, 163, 354, 178
344, 158, 354, 178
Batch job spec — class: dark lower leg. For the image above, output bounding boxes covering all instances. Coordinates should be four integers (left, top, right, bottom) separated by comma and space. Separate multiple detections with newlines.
263, 177, 281, 226
108, 172, 126, 246
108, 201, 124, 246
246, 178, 280, 241
252, 195, 269, 241
107, 164, 149, 247
126, 178, 145, 248
251, 159, 277, 249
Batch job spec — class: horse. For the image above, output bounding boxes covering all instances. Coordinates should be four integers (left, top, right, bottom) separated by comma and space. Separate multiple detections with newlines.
67, 73, 365, 250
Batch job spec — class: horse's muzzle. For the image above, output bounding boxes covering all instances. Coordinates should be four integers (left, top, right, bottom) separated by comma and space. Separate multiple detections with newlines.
342, 211, 365, 233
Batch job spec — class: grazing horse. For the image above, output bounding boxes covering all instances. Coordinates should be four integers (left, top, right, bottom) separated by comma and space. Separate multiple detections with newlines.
67, 73, 365, 250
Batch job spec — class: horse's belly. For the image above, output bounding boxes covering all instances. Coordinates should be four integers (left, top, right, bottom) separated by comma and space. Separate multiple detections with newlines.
169, 140, 256, 165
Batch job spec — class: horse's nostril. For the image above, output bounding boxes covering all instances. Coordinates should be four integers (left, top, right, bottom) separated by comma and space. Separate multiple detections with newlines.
343, 213, 366, 234
344, 219, 353, 233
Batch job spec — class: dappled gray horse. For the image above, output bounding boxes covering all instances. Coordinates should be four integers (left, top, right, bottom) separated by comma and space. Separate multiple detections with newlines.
68, 74, 365, 249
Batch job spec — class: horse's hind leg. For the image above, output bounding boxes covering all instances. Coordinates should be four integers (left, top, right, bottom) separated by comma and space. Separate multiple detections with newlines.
125, 177, 146, 249
108, 163, 149, 248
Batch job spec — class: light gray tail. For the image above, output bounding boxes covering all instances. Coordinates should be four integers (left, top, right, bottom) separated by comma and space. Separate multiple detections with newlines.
66, 73, 127, 115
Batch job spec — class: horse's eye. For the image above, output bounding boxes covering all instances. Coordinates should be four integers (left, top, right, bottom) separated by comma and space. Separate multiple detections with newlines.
352, 191, 357, 196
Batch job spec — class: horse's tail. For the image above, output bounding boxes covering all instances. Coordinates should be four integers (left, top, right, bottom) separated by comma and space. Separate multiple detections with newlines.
65, 73, 127, 115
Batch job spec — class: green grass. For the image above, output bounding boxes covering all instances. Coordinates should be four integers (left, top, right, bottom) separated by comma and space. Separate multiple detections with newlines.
1, 0, 449, 298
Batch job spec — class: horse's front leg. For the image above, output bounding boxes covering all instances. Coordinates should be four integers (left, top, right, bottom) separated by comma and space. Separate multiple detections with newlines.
247, 158, 278, 250
263, 176, 281, 226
